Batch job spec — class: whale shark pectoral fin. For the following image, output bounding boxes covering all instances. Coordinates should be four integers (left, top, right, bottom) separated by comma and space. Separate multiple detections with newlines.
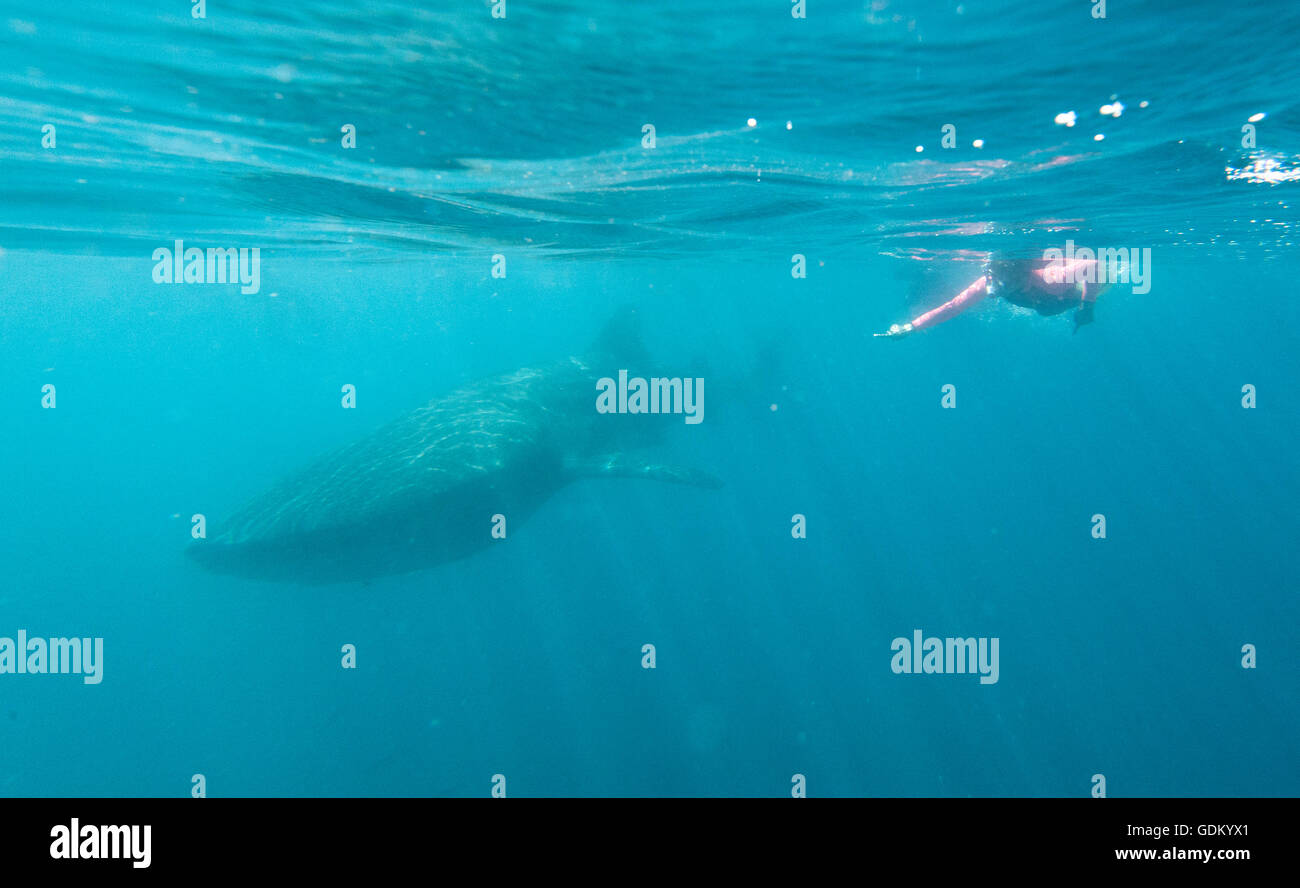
572, 454, 723, 489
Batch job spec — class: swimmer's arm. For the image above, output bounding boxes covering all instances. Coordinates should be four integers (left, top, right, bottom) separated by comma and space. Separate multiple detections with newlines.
876, 274, 990, 337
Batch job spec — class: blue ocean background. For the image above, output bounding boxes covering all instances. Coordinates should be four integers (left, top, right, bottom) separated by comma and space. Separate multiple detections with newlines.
1, 0, 1297, 797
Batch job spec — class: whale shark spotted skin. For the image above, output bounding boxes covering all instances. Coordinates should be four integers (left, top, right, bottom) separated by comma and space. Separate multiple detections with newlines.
188, 348, 720, 585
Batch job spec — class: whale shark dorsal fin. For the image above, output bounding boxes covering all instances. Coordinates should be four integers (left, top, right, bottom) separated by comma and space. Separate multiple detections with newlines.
590, 306, 650, 366
571, 454, 723, 489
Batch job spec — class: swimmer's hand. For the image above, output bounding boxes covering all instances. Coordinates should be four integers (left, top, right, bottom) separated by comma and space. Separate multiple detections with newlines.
874, 323, 913, 339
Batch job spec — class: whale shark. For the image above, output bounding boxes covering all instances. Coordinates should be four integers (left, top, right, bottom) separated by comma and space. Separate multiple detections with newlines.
187, 311, 720, 584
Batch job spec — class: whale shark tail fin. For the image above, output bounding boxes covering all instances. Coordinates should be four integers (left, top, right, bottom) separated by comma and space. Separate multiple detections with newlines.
570, 453, 723, 489
590, 305, 651, 367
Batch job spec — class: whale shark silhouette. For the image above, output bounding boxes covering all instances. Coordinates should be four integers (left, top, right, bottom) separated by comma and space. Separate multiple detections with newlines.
187, 310, 720, 584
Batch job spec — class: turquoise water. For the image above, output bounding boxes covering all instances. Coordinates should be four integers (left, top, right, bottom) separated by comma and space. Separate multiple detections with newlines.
1, 0, 1297, 797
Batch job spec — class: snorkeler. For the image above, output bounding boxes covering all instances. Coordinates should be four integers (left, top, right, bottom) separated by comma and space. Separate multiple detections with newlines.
876, 254, 1109, 337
